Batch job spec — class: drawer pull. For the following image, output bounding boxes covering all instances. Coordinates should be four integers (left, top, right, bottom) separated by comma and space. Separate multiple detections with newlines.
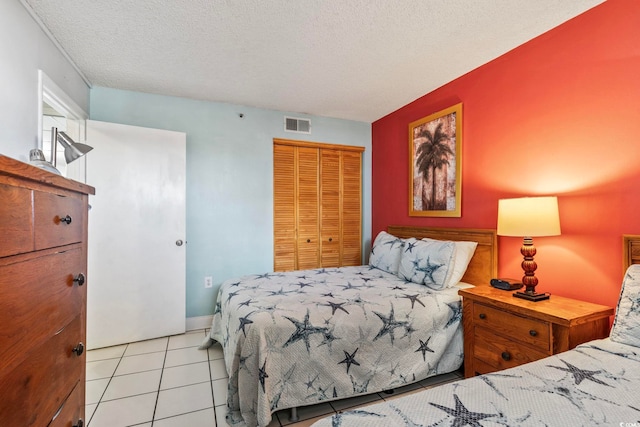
73, 273, 86, 286
529, 330, 538, 337
479, 313, 486, 319
58, 214, 73, 225
329, 237, 333, 242
307, 239, 311, 243
72, 342, 85, 357
73, 419, 84, 427
501, 351, 511, 361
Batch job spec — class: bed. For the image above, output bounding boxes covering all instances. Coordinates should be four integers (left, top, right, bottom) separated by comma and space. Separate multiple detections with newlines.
311, 236, 640, 427
200, 226, 497, 427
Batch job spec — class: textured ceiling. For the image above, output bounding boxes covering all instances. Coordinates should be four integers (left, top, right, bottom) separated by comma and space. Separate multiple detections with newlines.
22, 0, 604, 123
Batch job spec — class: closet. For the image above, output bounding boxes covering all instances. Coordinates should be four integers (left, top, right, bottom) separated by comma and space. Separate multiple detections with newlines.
273, 139, 364, 271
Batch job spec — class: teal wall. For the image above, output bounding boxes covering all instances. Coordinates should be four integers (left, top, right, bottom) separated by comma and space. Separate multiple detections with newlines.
89, 87, 372, 318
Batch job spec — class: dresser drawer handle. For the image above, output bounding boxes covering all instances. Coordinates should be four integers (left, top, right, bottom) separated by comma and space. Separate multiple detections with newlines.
529, 329, 538, 337
58, 214, 73, 225
73, 273, 86, 286
307, 239, 311, 243
501, 351, 511, 361
73, 419, 84, 427
478, 313, 486, 319
72, 342, 85, 357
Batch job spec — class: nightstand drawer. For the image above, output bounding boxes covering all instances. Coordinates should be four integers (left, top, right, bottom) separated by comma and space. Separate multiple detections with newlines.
474, 328, 548, 371
473, 302, 550, 351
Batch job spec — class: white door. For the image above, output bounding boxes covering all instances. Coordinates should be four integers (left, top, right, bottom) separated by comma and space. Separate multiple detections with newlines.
85, 120, 186, 349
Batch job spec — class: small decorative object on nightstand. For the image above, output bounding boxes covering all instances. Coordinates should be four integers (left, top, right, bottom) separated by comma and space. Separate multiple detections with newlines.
459, 286, 613, 378
497, 196, 561, 301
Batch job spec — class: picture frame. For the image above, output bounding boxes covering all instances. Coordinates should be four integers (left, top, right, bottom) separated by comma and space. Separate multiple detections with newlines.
408, 103, 462, 217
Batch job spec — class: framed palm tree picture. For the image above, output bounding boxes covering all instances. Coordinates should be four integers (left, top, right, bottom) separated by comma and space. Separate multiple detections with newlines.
409, 103, 462, 217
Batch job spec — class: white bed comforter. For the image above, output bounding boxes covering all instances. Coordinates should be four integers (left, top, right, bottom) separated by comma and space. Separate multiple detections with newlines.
311, 338, 640, 426
200, 266, 465, 427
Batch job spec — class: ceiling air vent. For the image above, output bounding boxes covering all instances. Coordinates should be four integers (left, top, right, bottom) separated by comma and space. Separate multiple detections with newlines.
284, 116, 311, 134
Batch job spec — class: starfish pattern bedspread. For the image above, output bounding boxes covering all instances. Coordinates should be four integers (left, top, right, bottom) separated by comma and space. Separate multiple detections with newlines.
311, 338, 640, 427
200, 266, 465, 427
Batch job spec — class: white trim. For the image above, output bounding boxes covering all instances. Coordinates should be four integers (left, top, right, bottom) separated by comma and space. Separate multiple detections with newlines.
21, 0, 91, 88
186, 315, 214, 331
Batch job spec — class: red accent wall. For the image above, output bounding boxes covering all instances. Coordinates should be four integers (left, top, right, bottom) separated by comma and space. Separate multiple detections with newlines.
372, 0, 640, 309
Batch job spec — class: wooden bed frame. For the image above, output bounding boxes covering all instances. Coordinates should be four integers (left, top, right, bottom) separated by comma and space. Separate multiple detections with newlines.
387, 226, 497, 287
623, 234, 640, 272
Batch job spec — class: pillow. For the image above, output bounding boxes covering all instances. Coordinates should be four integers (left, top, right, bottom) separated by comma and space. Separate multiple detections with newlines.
610, 264, 640, 347
423, 238, 478, 287
397, 238, 455, 290
369, 231, 405, 274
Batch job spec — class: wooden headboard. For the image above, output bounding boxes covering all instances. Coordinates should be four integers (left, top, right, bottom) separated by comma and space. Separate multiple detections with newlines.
623, 235, 640, 272
387, 226, 498, 287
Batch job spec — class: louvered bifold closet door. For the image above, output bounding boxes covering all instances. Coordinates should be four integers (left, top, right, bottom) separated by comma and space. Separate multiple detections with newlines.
295, 147, 320, 270
320, 149, 341, 267
273, 144, 297, 271
341, 150, 362, 266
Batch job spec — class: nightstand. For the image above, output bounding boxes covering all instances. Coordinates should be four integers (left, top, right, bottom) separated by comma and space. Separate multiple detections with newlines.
458, 286, 614, 378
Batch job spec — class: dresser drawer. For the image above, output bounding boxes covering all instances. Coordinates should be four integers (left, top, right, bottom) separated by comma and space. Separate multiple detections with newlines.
0, 248, 85, 374
34, 191, 84, 250
472, 302, 550, 351
0, 315, 85, 427
0, 184, 34, 257
474, 328, 548, 372
50, 380, 84, 427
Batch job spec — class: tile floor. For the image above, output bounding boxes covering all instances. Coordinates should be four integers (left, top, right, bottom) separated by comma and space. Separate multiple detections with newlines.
85, 329, 463, 427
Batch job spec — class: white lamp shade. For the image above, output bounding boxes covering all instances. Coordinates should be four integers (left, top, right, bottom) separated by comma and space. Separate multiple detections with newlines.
497, 196, 561, 237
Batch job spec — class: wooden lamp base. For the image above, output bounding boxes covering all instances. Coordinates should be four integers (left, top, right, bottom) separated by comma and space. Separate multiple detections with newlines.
513, 236, 550, 302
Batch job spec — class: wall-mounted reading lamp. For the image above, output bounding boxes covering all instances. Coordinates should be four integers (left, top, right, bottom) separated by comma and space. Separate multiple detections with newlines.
29, 127, 93, 175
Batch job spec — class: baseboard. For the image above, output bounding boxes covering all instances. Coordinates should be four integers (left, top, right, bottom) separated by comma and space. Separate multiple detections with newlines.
186, 315, 213, 331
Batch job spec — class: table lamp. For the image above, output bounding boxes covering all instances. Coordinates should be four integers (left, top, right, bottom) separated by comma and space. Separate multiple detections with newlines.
497, 196, 561, 301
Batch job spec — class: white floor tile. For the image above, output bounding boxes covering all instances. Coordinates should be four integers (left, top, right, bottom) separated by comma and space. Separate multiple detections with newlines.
102, 369, 162, 401
215, 406, 230, 427
329, 392, 382, 411
207, 343, 224, 360
168, 331, 206, 350
279, 403, 333, 426
164, 346, 208, 368
161, 361, 210, 390
86, 358, 119, 381
209, 358, 227, 380
85, 403, 97, 422
86, 344, 127, 362
155, 382, 214, 420
88, 392, 157, 427
114, 351, 165, 376
153, 407, 216, 427
86, 378, 110, 405
288, 414, 332, 427
212, 377, 228, 407
123, 336, 168, 356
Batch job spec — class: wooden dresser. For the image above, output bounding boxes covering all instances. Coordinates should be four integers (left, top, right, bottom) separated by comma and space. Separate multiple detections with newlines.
459, 286, 613, 378
0, 155, 95, 426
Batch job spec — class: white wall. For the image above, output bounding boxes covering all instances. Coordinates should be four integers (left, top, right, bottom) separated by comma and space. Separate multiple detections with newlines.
0, 1, 89, 161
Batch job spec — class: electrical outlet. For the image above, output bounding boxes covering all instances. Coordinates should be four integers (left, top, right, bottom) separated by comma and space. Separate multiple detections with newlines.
204, 276, 213, 288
